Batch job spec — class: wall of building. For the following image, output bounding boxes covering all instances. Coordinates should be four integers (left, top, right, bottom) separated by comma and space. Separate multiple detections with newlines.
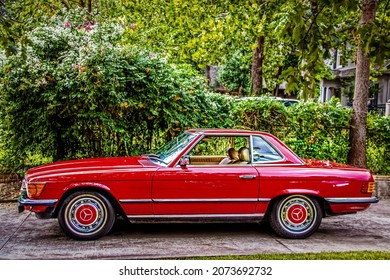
378, 75, 390, 104
375, 176, 390, 200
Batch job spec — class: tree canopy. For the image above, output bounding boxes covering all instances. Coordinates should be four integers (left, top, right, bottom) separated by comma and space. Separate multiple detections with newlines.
2, 1, 389, 95
1, 0, 390, 169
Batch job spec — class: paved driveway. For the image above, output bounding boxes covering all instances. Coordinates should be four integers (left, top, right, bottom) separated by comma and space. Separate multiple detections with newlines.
1, 200, 390, 259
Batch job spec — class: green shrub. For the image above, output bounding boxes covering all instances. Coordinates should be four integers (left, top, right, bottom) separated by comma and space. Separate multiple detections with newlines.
233, 95, 288, 138
284, 98, 351, 162
0, 10, 224, 170
366, 113, 390, 174
233, 96, 352, 163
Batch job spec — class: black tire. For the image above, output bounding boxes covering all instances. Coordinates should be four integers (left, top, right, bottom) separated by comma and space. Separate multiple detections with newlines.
58, 191, 115, 240
269, 195, 322, 239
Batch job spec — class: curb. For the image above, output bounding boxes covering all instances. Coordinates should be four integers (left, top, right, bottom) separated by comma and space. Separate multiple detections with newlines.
0, 199, 17, 203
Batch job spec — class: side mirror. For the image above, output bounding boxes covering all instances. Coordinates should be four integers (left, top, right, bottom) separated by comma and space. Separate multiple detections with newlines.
179, 157, 189, 168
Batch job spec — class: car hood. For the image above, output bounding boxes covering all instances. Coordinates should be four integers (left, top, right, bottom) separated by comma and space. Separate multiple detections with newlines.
25, 156, 153, 181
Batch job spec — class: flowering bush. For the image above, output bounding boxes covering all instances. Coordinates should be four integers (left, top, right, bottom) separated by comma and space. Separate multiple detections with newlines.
0, 10, 227, 168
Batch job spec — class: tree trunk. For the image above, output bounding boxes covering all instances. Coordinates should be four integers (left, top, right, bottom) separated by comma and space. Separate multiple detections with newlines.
273, 66, 283, 97
88, 0, 92, 13
61, 0, 71, 9
251, 36, 265, 96
347, 0, 378, 168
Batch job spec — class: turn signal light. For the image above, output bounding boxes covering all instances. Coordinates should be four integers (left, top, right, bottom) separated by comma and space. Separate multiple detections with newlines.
361, 182, 375, 194
26, 183, 46, 198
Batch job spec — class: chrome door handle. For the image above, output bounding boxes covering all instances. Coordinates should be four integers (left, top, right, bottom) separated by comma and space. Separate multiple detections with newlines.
240, 175, 257, 179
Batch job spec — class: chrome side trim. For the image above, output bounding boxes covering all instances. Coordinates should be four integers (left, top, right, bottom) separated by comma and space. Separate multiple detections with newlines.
258, 198, 272, 202
127, 213, 265, 219
325, 197, 379, 204
154, 198, 259, 203
119, 199, 152, 203
119, 198, 272, 203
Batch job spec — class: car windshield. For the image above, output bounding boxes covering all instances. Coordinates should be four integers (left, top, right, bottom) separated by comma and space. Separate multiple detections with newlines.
147, 132, 197, 165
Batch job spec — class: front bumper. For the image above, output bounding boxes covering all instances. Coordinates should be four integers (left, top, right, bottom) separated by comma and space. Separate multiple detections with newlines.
18, 189, 58, 215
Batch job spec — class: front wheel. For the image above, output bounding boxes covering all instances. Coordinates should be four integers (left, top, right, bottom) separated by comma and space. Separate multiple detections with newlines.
58, 191, 115, 240
269, 195, 322, 239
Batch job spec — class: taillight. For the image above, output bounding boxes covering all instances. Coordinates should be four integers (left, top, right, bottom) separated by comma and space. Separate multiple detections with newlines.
361, 181, 375, 194
26, 183, 46, 198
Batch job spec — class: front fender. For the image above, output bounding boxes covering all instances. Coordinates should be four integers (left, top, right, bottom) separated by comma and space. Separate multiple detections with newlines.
51, 182, 118, 218
64, 182, 112, 193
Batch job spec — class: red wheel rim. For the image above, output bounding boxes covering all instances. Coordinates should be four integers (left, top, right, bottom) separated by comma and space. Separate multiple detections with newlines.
74, 204, 98, 226
286, 204, 308, 225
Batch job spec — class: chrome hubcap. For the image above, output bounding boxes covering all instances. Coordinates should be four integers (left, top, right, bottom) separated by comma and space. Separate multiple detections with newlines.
279, 196, 316, 233
67, 196, 106, 234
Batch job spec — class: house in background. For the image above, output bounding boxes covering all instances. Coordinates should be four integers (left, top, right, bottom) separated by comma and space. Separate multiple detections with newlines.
320, 50, 390, 115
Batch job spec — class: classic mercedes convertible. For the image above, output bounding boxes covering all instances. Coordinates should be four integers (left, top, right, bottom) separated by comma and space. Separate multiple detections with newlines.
18, 129, 378, 240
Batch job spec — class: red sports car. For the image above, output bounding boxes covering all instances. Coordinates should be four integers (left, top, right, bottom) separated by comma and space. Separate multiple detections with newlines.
18, 129, 378, 240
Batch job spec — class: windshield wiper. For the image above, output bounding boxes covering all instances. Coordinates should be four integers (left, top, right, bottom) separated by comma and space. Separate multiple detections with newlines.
143, 153, 160, 158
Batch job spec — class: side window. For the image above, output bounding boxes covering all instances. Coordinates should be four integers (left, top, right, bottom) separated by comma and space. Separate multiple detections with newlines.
189, 136, 229, 156
252, 136, 283, 163
187, 135, 250, 165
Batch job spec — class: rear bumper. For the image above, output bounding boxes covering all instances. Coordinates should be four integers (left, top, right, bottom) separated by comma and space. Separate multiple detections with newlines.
325, 196, 379, 215
325, 197, 379, 204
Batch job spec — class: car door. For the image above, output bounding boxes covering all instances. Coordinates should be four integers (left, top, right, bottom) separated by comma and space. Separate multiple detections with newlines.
151, 135, 260, 217
152, 165, 259, 216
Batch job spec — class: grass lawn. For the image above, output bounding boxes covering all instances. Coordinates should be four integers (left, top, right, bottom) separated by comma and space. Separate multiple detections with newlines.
181, 251, 390, 260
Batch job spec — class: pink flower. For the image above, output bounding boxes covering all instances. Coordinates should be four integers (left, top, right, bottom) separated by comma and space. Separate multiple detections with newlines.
76, 25, 82, 30
130, 23, 137, 30
72, 64, 82, 70
85, 21, 92, 31
150, 53, 157, 59
65, 21, 71, 28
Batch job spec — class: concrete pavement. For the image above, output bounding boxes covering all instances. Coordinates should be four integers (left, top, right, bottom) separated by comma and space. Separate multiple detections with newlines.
1, 200, 390, 259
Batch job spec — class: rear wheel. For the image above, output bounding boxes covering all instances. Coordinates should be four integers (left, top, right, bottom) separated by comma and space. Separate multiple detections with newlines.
269, 195, 322, 239
58, 191, 115, 240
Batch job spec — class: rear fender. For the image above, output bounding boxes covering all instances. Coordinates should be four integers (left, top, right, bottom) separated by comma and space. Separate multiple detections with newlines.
277, 189, 321, 197
265, 190, 325, 219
